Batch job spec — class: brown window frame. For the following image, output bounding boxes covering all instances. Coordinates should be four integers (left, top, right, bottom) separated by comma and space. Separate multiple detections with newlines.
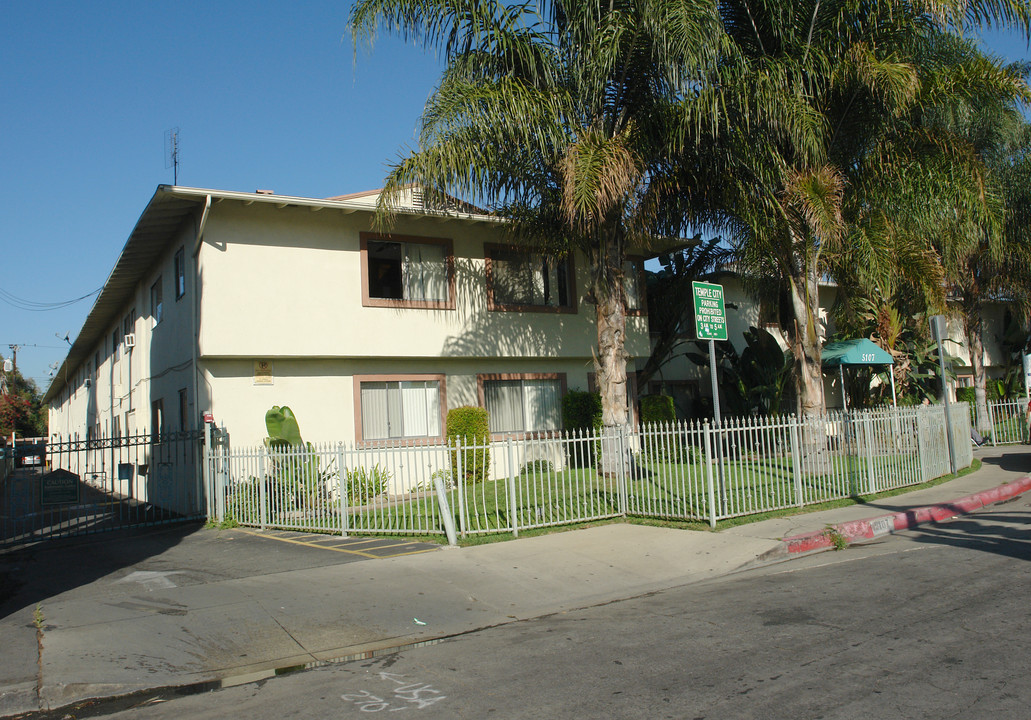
484, 244, 578, 314
360, 233, 456, 310
477, 372, 567, 439
353, 373, 448, 446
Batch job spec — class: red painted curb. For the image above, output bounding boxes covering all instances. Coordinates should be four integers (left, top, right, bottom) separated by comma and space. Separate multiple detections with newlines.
783, 476, 1031, 554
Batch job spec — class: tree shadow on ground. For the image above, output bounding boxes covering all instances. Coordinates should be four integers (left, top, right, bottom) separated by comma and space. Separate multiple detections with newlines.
976, 449, 1031, 474
0, 522, 202, 621
902, 510, 1031, 562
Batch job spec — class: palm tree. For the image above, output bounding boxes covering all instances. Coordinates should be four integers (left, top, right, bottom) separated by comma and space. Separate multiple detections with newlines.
699, 1, 1031, 416
349, 0, 730, 435
938, 101, 1031, 431
349, 0, 1030, 430
637, 238, 731, 390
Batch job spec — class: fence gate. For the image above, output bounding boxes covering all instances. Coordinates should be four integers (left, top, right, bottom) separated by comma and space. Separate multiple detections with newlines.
0, 431, 206, 549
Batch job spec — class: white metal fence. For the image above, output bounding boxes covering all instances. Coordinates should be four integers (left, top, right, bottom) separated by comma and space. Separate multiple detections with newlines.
972, 397, 1030, 445
207, 403, 972, 540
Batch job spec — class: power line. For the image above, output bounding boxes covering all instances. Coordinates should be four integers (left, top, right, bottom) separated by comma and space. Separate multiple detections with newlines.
0, 343, 67, 350
0, 285, 102, 312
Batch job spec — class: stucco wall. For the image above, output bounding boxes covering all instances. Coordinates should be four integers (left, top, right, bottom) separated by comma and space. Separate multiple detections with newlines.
201, 356, 604, 448
194, 202, 650, 362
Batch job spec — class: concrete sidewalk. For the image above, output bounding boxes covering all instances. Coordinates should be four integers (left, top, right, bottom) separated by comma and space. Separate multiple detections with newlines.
1, 446, 1028, 717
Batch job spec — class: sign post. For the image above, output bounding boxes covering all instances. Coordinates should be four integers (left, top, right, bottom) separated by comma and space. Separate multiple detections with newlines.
693, 281, 729, 513
930, 315, 957, 474
692, 281, 728, 423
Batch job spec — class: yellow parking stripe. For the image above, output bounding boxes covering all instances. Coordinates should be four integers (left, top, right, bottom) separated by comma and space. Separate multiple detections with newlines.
234, 528, 438, 558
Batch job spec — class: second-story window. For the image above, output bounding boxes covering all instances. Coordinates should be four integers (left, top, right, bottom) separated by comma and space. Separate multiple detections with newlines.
151, 277, 163, 327
361, 234, 454, 309
624, 259, 645, 313
174, 247, 186, 300
487, 246, 575, 312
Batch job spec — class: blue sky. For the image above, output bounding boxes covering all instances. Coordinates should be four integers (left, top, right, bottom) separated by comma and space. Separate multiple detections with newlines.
1, 2, 1029, 390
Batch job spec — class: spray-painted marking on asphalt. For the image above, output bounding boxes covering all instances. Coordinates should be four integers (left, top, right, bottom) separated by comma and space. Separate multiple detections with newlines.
234, 528, 439, 558
341, 672, 447, 712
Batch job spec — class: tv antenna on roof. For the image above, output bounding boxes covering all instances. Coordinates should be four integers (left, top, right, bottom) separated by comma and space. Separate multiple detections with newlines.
164, 127, 180, 185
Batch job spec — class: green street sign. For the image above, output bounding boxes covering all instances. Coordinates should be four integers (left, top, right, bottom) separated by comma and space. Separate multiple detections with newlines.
692, 281, 727, 341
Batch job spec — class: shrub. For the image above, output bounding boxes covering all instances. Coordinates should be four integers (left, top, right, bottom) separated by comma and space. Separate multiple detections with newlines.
639, 394, 675, 425
446, 406, 491, 484
955, 387, 976, 404
519, 458, 554, 475
562, 389, 602, 431
562, 389, 602, 468
344, 464, 390, 505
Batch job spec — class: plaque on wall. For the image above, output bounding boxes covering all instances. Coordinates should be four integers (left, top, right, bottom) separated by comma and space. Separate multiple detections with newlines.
253, 360, 274, 386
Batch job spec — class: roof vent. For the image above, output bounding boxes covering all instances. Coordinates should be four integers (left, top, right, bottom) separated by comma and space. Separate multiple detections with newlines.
255, 189, 274, 195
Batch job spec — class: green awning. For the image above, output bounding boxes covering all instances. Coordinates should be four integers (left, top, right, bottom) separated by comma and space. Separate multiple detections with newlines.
822, 338, 894, 367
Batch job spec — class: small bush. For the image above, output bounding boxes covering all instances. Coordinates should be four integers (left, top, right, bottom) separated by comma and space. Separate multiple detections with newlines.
562, 389, 602, 468
344, 464, 390, 505
640, 394, 676, 425
562, 389, 602, 431
519, 458, 554, 475
955, 387, 976, 404
412, 467, 455, 494
446, 406, 491, 484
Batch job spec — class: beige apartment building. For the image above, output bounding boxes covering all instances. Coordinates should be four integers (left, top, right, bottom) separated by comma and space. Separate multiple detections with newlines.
44, 185, 652, 449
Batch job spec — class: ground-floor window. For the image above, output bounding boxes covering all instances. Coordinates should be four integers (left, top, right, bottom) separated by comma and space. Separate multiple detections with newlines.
178, 388, 188, 432
151, 399, 164, 441
358, 376, 444, 442
479, 374, 564, 434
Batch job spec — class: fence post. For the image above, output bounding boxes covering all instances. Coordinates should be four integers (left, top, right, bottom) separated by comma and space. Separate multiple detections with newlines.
703, 421, 717, 528
337, 443, 348, 538
454, 438, 467, 538
204, 421, 215, 520
506, 436, 518, 538
259, 450, 268, 531
862, 414, 875, 495
987, 400, 998, 447
434, 468, 458, 547
617, 425, 629, 517
789, 419, 803, 507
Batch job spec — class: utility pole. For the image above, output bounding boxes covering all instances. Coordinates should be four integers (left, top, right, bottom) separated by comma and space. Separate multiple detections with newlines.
7, 345, 18, 371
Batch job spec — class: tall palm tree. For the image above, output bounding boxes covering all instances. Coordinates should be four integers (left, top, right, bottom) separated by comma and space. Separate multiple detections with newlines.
349, 0, 730, 433
936, 93, 1031, 431
697, 1, 1031, 416
350, 0, 1030, 427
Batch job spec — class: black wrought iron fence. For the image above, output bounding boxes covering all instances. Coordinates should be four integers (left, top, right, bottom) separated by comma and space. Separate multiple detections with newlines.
0, 430, 205, 548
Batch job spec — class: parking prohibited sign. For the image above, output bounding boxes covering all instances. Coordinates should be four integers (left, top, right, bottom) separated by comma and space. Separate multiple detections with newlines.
692, 281, 727, 341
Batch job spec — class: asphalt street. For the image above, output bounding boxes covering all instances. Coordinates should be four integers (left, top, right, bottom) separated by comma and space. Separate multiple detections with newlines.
18, 482, 1030, 720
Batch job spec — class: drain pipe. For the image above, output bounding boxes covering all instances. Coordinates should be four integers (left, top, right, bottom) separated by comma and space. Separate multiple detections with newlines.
191, 194, 211, 429
191, 194, 211, 515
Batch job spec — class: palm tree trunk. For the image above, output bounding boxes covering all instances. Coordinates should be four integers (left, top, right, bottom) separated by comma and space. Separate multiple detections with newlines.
591, 227, 630, 477
787, 260, 825, 417
595, 286, 630, 430
963, 307, 992, 434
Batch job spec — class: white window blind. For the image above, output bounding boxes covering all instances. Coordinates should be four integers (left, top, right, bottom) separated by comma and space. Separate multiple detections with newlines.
484, 378, 561, 433
361, 380, 441, 440
403, 243, 448, 302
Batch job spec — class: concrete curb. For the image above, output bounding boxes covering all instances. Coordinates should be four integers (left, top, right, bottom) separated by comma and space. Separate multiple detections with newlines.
781, 476, 1031, 555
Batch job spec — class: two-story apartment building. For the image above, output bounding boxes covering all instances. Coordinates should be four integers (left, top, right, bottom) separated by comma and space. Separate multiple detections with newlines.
44, 185, 653, 449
